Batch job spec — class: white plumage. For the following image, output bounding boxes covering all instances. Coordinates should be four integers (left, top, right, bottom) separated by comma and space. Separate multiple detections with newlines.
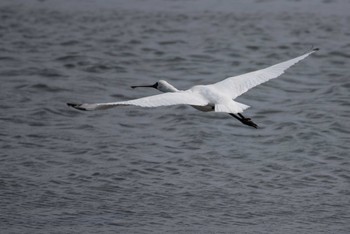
213, 50, 317, 99
68, 48, 318, 128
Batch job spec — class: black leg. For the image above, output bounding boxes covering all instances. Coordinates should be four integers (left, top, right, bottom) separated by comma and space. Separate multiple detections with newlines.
229, 113, 258, 129
229, 113, 242, 121
237, 113, 246, 119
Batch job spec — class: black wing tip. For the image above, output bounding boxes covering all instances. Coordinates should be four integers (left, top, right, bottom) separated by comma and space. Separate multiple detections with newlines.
67, 102, 78, 107
67, 103, 87, 111
313, 48, 320, 51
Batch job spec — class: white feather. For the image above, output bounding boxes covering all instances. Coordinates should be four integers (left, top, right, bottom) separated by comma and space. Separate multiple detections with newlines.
212, 49, 318, 99
75, 90, 208, 111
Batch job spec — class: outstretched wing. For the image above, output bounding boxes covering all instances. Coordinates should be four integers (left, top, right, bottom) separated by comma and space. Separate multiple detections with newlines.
67, 90, 208, 111
212, 48, 318, 99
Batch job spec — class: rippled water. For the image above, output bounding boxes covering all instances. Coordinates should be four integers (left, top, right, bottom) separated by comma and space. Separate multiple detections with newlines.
1, 0, 349, 233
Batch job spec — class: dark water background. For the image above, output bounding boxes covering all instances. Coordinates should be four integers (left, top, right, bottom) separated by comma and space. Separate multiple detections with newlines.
1, 0, 349, 233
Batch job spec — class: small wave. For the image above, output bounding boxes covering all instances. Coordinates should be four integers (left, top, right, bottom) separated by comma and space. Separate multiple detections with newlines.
329, 51, 350, 58
60, 40, 80, 46
0, 56, 19, 62
246, 45, 260, 51
158, 40, 186, 45
55, 55, 85, 62
30, 83, 68, 93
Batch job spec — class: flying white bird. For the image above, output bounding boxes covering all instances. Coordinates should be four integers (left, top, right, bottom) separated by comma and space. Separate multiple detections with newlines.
68, 48, 318, 128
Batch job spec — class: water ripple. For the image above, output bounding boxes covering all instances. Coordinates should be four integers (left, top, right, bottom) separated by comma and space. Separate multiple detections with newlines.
1, 1, 349, 233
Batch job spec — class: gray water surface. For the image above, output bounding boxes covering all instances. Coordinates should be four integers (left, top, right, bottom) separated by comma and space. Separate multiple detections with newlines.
1, 0, 349, 233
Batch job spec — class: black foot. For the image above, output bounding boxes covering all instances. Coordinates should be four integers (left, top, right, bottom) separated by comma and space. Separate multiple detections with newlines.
67, 103, 86, 111
241, 117, 258, 129
229, 113, 258, 129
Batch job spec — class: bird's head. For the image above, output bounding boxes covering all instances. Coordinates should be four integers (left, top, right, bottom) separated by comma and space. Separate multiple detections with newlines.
131, 80, 178, 92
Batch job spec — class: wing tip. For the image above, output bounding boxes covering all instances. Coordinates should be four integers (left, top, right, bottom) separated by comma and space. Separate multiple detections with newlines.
67, 102, 87, 111
313, 47, 320, 52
